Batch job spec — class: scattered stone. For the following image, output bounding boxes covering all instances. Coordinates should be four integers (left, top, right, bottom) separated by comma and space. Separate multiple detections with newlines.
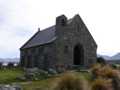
0, 84, 22, 90
25, 68, 39, 74
48, 68, 57, 75
22, 68, 50, 80
16, 76, 26, 81
38, 69, 48, 75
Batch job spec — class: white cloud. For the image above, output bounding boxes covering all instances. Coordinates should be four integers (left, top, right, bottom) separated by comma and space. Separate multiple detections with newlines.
0, 0, 120, 57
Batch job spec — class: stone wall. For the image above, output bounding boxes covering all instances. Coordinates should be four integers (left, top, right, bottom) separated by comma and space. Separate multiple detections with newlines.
20, 42, 56, 70
55, 15, 97, 68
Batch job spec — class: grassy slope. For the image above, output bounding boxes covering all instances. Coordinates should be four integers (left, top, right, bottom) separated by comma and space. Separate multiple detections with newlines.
0, 68, 24, 84
21, 71, 91, 90
0, 69, 91, 90
21, 77, 59, 90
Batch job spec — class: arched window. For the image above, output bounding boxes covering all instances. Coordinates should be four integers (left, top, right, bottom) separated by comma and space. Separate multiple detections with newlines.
73, 44, 84, 65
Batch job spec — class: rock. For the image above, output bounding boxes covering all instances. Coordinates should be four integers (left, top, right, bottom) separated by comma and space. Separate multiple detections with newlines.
25, 68, 39, 74
24, 68, 39, 80
24, 72, 35, 80
48, 68, 57, 75
37, 69, 49, 79
24, 68, 49, 80
0, 84, 22, 90
16, 76, 26, 81
11, 84, 22, 90
55, 64, 66, 73
38, 69, 48, 75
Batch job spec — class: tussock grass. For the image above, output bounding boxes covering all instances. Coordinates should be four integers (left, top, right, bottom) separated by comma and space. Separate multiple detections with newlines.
91, 64, 120, 90
91, 64, 119, 78
92, 78, 113, 90
54, 72, 90, 90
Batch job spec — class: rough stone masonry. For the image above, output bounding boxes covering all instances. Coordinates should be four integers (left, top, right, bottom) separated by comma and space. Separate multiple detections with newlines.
20, 14, 97, 70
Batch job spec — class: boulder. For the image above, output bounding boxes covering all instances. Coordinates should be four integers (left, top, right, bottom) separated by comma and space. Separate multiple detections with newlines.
48, 68, 57, 75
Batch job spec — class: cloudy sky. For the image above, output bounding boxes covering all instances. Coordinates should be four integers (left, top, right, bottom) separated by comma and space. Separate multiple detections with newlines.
0, 0, 120, 58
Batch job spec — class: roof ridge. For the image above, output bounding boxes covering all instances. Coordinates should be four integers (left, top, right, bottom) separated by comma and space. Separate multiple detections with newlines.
40, 25, 55, 32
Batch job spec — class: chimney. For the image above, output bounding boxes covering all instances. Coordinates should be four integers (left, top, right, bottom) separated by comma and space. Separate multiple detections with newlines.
56, 15, 67, 26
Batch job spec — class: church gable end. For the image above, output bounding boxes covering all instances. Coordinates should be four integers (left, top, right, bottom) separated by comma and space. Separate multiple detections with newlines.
73, 14, 97, 48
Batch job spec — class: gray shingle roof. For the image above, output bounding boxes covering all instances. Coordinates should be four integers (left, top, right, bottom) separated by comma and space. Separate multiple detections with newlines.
21, 26, 56, 49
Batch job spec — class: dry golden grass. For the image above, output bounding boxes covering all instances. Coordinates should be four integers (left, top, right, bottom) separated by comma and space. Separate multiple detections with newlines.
100, 66, 118, 78
54, 72, 90, 90
91, 64, 119, 78
92, 78, 113, 90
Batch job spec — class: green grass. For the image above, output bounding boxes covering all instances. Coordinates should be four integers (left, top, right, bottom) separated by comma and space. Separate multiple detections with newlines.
0, 69, 91, 90
21, 77, 59, 90
0, 68, 24, 84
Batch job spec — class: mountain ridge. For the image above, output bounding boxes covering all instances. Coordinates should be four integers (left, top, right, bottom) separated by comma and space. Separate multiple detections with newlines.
0, 53, 120, 62
0, 58, 19, 63
98, 53, 120, 60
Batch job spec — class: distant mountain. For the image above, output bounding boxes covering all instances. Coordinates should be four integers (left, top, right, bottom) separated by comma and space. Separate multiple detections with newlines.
0, 53, 120, 63
0, 58, 19, 63
98, 53, 120, 60
110, 53, 120, 60
97, 54, 111, 60
106, 60, 120, 64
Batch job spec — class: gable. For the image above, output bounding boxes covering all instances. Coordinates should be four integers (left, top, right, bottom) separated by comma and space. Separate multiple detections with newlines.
73, 14, 97, 48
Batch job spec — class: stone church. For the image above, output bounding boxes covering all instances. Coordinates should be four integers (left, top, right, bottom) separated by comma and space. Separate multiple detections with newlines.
20, 14, 97, 70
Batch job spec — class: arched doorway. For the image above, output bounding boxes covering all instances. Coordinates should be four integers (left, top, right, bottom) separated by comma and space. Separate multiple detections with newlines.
73, 44, 84, 65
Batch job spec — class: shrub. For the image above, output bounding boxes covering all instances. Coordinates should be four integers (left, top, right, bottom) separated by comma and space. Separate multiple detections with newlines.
91, 63, 102, 71
91, 64, 118, 78
54, 73, 89, 90
0, 62, 2, 69
92, 78, 114, 90
90, 64, 102, 79
100, 66, 118, 78
7, 62, 14, 68
97, 57, 106, 65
